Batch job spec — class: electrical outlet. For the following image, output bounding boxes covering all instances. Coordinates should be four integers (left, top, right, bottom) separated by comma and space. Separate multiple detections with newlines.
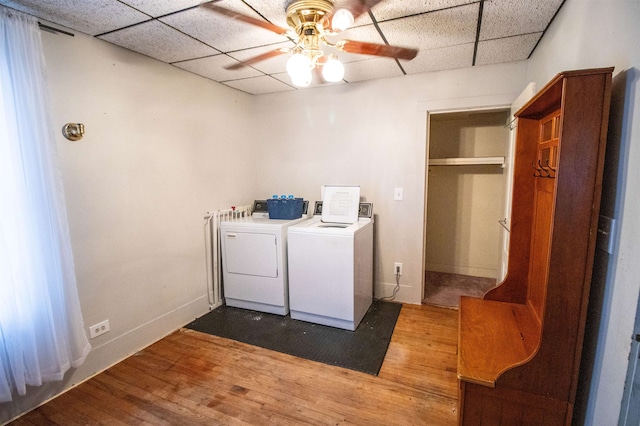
89, 319, 110, 339
394, 262, 403, 276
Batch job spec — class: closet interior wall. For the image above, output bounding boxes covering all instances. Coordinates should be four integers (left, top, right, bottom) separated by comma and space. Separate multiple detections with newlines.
426, 110, 510, 281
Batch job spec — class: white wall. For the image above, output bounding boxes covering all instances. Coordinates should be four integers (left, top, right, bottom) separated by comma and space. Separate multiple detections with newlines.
1, 29, 256, 423
526, 1, 640, 424
250, 63, 528, 303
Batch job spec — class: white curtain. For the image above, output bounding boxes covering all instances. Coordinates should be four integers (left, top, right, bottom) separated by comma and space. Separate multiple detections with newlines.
0, 7, 90, 402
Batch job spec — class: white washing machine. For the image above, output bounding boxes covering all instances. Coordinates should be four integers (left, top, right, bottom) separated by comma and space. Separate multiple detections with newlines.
220, 200, 309, 315
287, 200, 374, 331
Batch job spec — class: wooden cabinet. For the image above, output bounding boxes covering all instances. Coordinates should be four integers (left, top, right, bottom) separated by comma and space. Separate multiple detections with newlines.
456, 68, 613, 425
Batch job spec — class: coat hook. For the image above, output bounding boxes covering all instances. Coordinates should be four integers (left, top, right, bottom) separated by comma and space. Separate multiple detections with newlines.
545, 159, 557, 177
540, 159, 557, 178
532, 161, 542, 177
537, 159, 552, 178
62, 123, 85, 141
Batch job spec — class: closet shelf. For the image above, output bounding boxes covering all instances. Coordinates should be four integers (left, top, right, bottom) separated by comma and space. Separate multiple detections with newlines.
429, 156, 505, 166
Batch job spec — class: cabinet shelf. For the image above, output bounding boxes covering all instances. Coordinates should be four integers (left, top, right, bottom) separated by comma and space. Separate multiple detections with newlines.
428, 156, 505, 166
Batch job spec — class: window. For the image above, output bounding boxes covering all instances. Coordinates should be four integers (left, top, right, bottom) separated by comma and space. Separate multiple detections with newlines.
0, 7, 90, 402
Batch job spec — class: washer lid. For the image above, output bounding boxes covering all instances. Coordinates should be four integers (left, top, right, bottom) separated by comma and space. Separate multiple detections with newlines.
321, 185, 360, 224
289, 216, 372, 235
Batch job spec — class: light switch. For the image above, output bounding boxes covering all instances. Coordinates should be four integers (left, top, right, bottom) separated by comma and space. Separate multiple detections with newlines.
394, 187, 403, 201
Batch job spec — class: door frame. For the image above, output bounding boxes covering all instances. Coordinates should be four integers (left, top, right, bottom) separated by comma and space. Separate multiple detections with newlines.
416, 93, 516, 303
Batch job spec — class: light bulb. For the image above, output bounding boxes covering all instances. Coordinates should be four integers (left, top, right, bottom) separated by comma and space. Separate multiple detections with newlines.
322, 56, 345, 82
291, 68, 312, 87
286, 53, 311, 78
331, 8, 354, 32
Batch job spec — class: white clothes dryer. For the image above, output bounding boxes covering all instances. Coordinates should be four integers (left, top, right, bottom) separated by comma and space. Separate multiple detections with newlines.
220, 200, 308, 315
287, 202, 374, 331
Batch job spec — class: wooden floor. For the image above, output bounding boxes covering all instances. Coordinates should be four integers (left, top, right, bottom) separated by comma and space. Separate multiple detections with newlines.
11, 304, 459, 425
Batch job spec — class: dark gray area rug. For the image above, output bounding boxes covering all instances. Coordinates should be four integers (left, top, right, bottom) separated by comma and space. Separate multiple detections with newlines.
185, 300, 402, 376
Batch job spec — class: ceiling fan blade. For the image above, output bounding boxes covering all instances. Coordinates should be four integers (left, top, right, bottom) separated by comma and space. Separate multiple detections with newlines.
225, 48, 290, 70
341, 0, 385, 21
200, 1, 289, 36
338, 40, 418, 60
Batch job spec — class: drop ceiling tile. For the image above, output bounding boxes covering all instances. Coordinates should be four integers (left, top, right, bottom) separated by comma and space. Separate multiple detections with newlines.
480, 0, 564, 40
173, 54, 263, 82
270, 72, 295, 87
160, 0, 289, 53
377, 4, 479, 52
244, 0, 295, 30
227, 41, 294, 74
340, 10, 374, 27
99, 20, 219, 63
403, 42, 474, 74
475, 33, 541, 65
0, 0, 149, 35
343, 57, 404, 83
223, 75, 296, 95
371, 0, 477, 22
120, 0, 201, 18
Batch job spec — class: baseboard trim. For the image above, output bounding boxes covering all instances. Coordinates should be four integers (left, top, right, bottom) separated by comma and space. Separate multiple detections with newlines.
2, 296, 209, 424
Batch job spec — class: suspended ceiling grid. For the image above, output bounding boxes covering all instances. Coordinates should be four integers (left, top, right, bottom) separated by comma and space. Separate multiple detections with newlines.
0, 0, 565, 95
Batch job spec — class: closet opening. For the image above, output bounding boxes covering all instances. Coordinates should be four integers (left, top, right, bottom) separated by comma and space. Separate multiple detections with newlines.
423, 108, 512, 308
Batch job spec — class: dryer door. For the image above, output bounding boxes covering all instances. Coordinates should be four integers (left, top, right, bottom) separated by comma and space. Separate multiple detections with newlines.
223, 231, 278, 278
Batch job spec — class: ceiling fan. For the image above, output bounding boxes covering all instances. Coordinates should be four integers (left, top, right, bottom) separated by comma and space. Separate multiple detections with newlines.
200, 0, 419, 87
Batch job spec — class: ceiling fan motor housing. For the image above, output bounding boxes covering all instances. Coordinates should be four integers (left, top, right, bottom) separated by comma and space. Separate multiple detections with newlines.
286, 0, 335, 61
286, 0, 334, 33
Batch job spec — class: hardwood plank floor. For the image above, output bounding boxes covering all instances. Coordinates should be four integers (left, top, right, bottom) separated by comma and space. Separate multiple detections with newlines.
11, 304, 459, 425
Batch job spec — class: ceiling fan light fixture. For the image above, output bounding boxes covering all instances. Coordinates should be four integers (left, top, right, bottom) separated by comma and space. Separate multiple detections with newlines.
287, 52, 313, 87
322, 55, 345, 82
202, 0, 419, 88
286, 52, 312, 78
331, 8, 354, 32
291, 69, 313, 87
